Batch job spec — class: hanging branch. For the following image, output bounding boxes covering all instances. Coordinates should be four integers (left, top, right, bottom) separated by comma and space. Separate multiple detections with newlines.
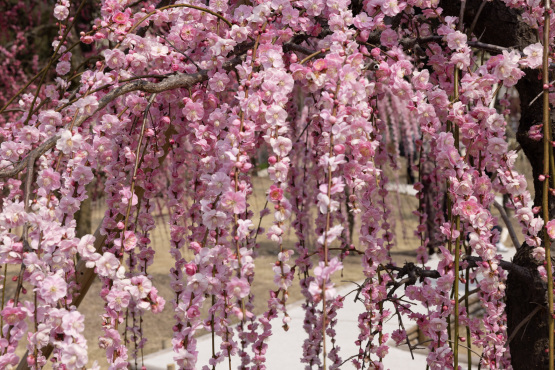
16, 127, 175, 370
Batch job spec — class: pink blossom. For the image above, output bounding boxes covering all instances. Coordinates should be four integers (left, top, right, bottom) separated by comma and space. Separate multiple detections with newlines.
107, 288, 131, 311
267, 161, 289, 182
227, 277, 250, 298
60, 343, 88, 368
236, 219, 254, 240
184, 100, 204, 121
104, 49, 125, 69
265, 105, 287, 126
317, 224, 344, 245
380, 28, 398, 48
521, 43, 543, 69
208, 72, 231, 92
39, 273, 67, 304
53, 5, 69, 20
445, 30, 467, 50
0, 201, 26, 228
112, 12, 129, 24
39, 110, 62, 126
487, 137, 508, 155
266, 225, 283, 243
1, 307, 26, 325
202, 210, 227, 230
62, 311, 85, 337
56, 130, 83, 154
268, 185, 284, 202
95, 252, 120, 277
75, 95, 98, 116
270, 136, 292, 157
221, 191, 247, 214
546, 220, 555, 239
56, 61, 71, 75
381, 0, 404, 16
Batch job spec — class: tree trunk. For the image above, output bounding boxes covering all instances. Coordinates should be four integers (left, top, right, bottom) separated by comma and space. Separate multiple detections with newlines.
440, 1, 552, 367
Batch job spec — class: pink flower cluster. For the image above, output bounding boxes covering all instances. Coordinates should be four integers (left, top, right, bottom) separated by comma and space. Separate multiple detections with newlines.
0, 0, 553, 369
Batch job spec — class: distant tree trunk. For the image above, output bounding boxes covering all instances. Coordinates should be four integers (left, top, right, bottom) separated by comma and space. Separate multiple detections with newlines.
74, 183, 92, 237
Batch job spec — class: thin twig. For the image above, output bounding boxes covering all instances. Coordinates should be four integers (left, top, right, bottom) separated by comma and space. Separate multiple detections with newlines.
468, 0, 488, 37
458, 0, 467, 32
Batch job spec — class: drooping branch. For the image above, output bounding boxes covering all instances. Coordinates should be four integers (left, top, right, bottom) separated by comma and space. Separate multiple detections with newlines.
0, 59, 239, 179
15, 127, 175, 370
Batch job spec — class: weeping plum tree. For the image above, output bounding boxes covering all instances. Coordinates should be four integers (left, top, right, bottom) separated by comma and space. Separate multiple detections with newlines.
2, 0, 555, 369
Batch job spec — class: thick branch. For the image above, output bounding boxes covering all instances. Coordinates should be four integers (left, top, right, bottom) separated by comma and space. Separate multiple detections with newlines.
385, 255, 534, 288
465, 256, 535, 282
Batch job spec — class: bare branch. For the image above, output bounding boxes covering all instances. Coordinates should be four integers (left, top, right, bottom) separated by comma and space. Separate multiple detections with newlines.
493, 200, 521, 249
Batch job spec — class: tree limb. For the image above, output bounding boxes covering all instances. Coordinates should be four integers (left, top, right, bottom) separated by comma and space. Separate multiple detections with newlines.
0, 57, 243, 179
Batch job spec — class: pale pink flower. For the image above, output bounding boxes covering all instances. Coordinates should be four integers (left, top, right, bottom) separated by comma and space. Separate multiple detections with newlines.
221, 191, 247, 214
382, 0, 404, 16
72, 165, 94, 184
104, 49, 125, 69
56, 61, 71, 75
53, 5, 69, 20
56, 129, 83, 154
267, 225, 283, 243
75, 95, 98, 116
265, 105, 287, 126
39, 273, 67, 304
227, 277, 250, 298
317, 224, 344, 245
107, 288, 131, 311
521, 43, 543, 69
62, 311, 85, 337
1, 307, 26, 325
0, 200, 26, 228
546, 220, 555, 239
39, 110, 62, 126
487, 137, 508, 155
202, 210, 227, 230
209, 72, 230, 92
95, 252, 120, 277
184, 101, 204, 121
267, 161, 289, 182
270, 136, 292, 157
236, 219, 254, 240
60, 343, 88, 369
380, 28, 398, 48
445, 30, 467, 50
